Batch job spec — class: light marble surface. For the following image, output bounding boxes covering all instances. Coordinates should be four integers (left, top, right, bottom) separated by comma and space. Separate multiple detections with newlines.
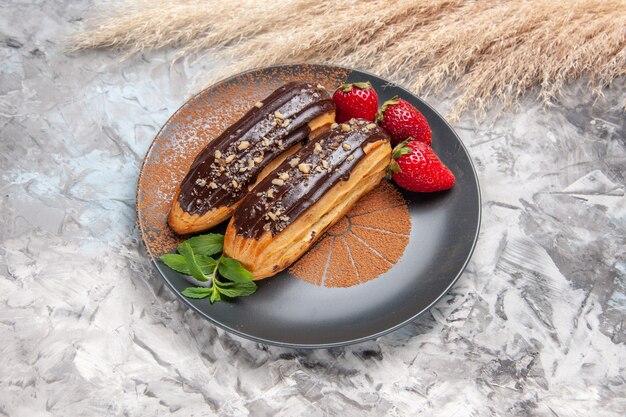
1, 1, 625, 416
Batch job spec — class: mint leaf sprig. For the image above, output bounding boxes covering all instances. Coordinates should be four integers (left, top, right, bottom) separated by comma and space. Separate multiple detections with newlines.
159, 233, 256, 303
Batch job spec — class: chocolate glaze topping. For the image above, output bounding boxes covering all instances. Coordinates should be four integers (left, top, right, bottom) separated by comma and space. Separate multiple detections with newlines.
178, 82, 334, 215
233, 119, 390, 239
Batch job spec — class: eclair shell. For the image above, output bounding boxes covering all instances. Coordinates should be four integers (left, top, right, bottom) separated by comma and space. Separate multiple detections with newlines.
224, 120, 392, 279
168, 82, 335, 234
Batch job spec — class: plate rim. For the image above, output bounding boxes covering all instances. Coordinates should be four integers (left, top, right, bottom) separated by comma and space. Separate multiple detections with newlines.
136, 63, 482, 349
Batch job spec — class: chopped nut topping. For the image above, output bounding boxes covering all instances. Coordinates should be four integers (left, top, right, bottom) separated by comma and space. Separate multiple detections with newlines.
247, 159, 255, 169
272, 178, 285, 186
316, 84, 326, 90
331, 123, 339, 129
214, 150, 222, 159
342, 143, 352, 150
341, 123, 351, 132
253, 156, 263, 164
239, 167, 247, 173
267, 189, 275, 198
314, 142, 323, 153
279, 172, 290, 181
254, 101, 263, 108
315, 166, 323, 172
232, 180, 238, 188
238, 141, 250, 150
289, 157, 300, 167
268, 212, 278, 221
274, 111, 284, 119
195, 178, 207, 187
322, 160, 329, 168
298, 163, 312, 174
209, 182, 218, 189
225, 154, 235, 163
348, 155, 355, 161
366, 123, 377, 130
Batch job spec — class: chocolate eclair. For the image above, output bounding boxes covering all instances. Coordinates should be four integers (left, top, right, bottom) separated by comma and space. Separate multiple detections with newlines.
168, 82, 335, 234
223, 118, 392, 280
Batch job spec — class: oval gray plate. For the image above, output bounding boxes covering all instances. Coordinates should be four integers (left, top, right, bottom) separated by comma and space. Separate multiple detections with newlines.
137, 64, 481, 348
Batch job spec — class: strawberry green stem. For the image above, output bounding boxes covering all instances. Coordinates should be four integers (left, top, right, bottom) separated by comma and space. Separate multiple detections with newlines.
339, 81, 372, 92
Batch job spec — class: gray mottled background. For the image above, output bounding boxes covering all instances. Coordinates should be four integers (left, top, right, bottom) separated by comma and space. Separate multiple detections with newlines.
1, 1, 625, 416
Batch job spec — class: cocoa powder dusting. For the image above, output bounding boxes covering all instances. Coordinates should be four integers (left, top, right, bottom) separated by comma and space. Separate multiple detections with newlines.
289, 181, 411, 287
136, 65, 350, 256
351, 206, 413, 235
350, 225, 409, 264
137, 65, 410, 288
324, 236, 360, 288
288, 235, 333, 286
345, 233, 394, 282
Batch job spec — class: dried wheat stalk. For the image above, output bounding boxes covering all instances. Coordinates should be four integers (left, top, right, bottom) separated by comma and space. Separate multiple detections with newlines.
69, 0, 626, 120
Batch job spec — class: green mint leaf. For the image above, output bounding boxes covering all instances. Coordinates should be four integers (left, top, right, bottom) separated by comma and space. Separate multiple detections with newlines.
160, 254, 217, 275
160, 254, 190, 274
214, 280, 257, 298
210, 286, 221, 303
178, 241, 208, 282
161, 236, 256, 304
218, 256, 254, 283
181, 287, 213, 299
186, 233, 224, 256
196, 254, 217, 273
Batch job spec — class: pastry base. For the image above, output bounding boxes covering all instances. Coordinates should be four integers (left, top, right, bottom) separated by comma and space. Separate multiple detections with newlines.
223, 139, 392, 280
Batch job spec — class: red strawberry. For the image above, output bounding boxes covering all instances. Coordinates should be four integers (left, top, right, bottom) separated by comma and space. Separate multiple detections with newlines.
332, 82, 379, 123
389, 139, 454, 192
376, 97, 432, 145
